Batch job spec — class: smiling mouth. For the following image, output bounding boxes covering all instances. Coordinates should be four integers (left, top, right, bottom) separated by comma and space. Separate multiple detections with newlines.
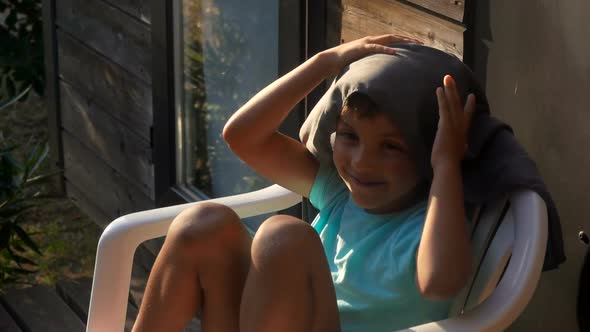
347, 172, 386, 187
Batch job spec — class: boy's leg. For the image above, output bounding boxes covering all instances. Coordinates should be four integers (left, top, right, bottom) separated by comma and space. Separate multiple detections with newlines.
132, 202, 251, 332
239, 215, 341, 332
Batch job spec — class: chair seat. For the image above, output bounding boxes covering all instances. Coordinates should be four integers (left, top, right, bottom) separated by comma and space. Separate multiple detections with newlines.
86, 185, 547, 332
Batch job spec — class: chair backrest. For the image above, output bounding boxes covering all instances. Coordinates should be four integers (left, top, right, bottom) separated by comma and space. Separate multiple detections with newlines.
449, 193, 518, 316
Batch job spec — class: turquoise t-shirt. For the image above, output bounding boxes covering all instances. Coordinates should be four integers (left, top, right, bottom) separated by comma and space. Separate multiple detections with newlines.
309, 163, 451, 332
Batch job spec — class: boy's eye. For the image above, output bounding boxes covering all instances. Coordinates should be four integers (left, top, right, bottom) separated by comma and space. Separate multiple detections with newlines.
384, 143, 403, 151
336, 131, 358, 141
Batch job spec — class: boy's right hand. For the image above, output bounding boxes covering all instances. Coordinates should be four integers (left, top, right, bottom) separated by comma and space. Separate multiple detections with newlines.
320, 34, 423, 74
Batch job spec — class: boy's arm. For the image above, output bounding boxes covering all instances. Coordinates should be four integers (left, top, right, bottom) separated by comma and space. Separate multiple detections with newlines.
417, 163, 472, 300
223, 35, 421, 197
223, 51, 331, 197
416, 75, 475, 300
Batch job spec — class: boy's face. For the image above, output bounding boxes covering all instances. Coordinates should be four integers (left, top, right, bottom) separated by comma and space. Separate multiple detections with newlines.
332, 111, 421, 214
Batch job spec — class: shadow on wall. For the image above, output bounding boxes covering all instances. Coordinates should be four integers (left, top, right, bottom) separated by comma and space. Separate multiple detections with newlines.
468, 1, 590, 331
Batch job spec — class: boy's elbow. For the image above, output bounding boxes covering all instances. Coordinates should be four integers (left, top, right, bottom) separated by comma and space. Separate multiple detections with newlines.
417, 279, 465, 301
222, 123, 241, 150
221, 123, 233, 144
416, 266, 471, 301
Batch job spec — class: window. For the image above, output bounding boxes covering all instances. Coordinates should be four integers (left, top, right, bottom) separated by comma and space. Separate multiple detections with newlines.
174, 0, 283, 200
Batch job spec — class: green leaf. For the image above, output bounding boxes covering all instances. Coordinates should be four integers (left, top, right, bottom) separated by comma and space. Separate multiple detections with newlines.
12, 242, 26, 252
26, 193, 63, 200
25, 170, 62, 187
24, 142, 48, 178
2, 266, 38, 275
6, 248, 37, 267
10, 267, 38, 275
0, 84, 31, 110
12, 224, 41, 255
5, 248, 22, 268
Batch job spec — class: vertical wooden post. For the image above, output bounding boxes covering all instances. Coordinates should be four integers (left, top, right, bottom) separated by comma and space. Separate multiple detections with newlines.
42, 0, 65, 194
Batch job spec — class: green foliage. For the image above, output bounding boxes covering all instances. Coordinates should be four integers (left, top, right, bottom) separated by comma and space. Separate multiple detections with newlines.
0, 141, 59, 287
0, 0, 44, 102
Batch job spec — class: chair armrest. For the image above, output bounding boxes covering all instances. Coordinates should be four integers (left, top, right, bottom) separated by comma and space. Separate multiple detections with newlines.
86, 185, 301, 332
395, 190, 548, 332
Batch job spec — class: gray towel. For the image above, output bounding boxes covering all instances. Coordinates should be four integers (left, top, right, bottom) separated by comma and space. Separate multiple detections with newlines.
299, 43, 565, 271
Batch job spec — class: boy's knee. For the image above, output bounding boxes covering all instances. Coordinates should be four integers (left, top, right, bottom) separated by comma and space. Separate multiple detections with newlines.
167, 202, 244, 249
251, 215, 320, 265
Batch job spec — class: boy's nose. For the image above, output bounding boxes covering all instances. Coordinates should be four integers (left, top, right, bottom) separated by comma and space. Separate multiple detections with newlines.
351, 146, 378, 170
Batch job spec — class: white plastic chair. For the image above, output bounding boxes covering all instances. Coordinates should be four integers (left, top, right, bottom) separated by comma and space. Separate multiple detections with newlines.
86, 185, 547, 332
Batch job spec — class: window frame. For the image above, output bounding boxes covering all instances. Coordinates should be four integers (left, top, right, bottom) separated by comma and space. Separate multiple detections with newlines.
151, 0, 325, 211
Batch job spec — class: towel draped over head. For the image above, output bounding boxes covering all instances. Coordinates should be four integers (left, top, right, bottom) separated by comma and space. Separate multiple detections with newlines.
299, 43, 565, 271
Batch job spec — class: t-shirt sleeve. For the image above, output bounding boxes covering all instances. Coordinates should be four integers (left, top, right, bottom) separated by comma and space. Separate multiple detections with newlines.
309, 163, 346, 210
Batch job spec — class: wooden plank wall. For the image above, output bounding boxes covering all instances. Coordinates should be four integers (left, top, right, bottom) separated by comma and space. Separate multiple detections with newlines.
341, 0, 466, 59
53, 0, 155, 225
50, 0, 468, 226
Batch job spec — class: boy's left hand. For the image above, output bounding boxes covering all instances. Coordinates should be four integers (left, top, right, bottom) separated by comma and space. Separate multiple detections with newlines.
431, 75, 476, 171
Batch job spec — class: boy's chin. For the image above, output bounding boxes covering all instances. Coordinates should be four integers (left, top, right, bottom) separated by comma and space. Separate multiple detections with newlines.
351, 195, 396, 214
351, 193, 418, 214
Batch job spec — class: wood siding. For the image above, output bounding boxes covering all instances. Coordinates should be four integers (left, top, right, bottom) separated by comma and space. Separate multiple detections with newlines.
49, 0, 471, 226
62, 132, 152, 221
55, 0, 152, 84
60, 81, 154, 198
57, 31, 152, 141
341, 0, 466, 59
407, 0, 465, 22
53, 0, 154, 226
101, 0, 152, 25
